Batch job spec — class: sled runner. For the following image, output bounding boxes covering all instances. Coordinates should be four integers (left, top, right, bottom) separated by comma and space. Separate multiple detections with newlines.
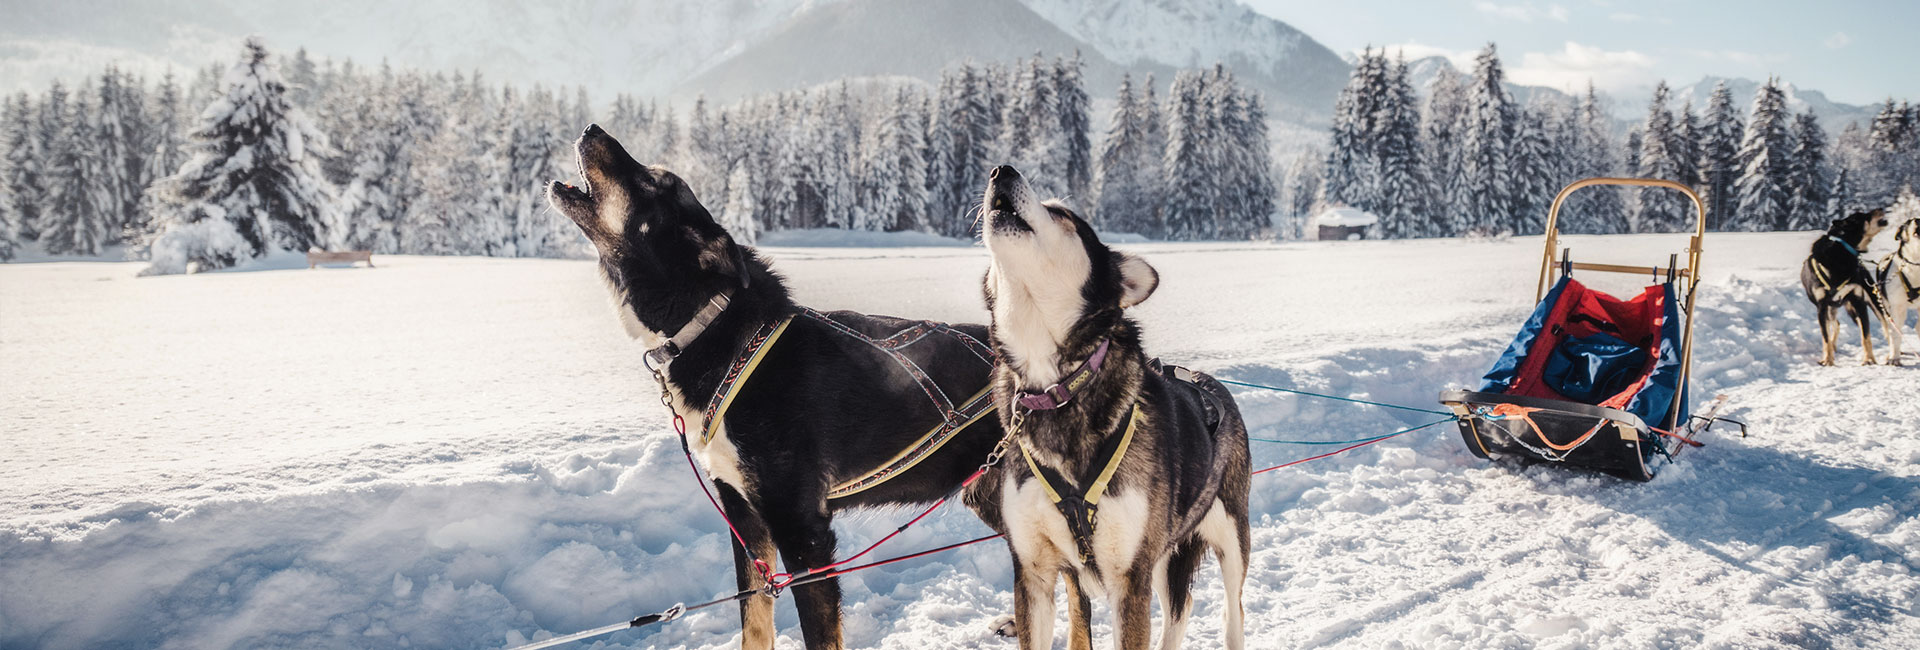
1440, 178, 1711, 481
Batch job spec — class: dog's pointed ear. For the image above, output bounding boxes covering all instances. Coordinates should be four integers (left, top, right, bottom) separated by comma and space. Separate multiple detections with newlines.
695, 230, 750, 287
1116, 252, 1158, 309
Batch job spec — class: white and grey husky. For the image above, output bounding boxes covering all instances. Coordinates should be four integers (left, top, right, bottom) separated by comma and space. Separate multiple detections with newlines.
966, 165, 1251, 650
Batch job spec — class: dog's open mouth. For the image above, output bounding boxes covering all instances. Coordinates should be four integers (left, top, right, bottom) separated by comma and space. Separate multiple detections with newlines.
988, 194, 1031, 234
552, 180, 591, 203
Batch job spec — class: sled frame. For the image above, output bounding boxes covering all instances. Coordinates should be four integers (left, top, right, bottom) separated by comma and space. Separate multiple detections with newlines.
1534, 177, 1707, 433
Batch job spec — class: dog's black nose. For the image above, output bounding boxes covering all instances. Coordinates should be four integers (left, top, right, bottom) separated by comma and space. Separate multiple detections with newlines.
990, 165, 1019, 181
584, 123, 605, 137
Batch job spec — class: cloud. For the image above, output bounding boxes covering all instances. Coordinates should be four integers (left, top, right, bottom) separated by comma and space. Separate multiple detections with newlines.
1473, 1, 1570, 23
1507, 41, 1658, 93
1824, 32, 1851, 49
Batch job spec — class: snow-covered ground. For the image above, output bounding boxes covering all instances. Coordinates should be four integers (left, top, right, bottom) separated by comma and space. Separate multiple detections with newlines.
2, 231, 1916, 649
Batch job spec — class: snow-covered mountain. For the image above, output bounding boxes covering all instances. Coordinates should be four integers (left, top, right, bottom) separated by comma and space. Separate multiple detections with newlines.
1674, 76, 1880, 130
1, 0, 820, 99
0, 0, 1348, 121
1402, 56, 1880, 130
1017, 0, 1349, 116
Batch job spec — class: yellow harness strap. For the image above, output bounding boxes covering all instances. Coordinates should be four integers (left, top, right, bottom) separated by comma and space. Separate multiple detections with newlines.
1020, 404, 1141, 507
700, 316, 794, 444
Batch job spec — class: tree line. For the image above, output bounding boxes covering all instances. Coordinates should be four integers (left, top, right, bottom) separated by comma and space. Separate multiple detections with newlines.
1308, 44, 1920, 238
0, 39, 1280, 271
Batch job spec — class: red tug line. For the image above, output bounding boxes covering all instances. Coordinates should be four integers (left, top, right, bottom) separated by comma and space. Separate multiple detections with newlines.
508, 393, 1462, 650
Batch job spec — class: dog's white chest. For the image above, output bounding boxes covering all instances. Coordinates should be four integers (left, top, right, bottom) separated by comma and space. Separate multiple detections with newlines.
1001, 477, 1149, 589
660, 377, 752, 496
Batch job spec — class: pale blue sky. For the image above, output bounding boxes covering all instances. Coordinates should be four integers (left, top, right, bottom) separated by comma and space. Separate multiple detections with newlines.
1248, 0, 1918, 105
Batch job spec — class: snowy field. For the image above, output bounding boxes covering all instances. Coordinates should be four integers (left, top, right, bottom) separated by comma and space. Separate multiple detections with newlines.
2, 231, 1917, 649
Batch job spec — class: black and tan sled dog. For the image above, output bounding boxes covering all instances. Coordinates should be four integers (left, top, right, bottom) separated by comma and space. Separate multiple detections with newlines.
967, 165, 1251, 650
548, 125, 1010, 650
1801, 208, 1898, 366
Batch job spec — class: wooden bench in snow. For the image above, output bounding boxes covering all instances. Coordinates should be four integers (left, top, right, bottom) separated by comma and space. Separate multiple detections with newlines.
306, 250, 374, 268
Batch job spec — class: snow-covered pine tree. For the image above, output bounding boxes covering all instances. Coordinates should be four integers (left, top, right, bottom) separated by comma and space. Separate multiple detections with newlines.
1733, 78, 1794, 231
2, 93, 42, 251
928, 63, 995, 237
1055, 53, 1093, 204
1160, 70, 1209, 240
1322, 48, 1384, 217
856, 88, 930, 232
285, 48, 318, 108
1507, 98, 1557, 236
189, 63, 222, 108
923, 71, 958, 234
341, 68, 439, 252
1282, 150, 1322, 240
404, 85, 511, 255
1136, 74, 1166, 233
683, 95, 736, 235
1095, 73, 1150, 232
312, 59, 365, 188
1419, 66, 1468, 236
1866, 100, 1918, 206
1632, 81, 1692, 233
137, 70, 189, 247
40, 95, 115, 256
1828, 166, 1854, 222
722, 161, 758, 245
1218, 73, 1275, 239
1563, 83, 1628, 234
0, 96, 19, 260
1699, 81, 1744, 230
1785, 111, 1830, 231
28, 81, 69, 243
142, 37, 339, 275
1459, 43, 1516, 235
93, 66, 150, 242
1624, 127, 1643, 178
1672, 98, 1704, 196
1376, 53, 1427, 238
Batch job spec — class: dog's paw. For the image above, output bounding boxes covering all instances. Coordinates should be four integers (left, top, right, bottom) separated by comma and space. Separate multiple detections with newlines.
989, 614, 1016, 638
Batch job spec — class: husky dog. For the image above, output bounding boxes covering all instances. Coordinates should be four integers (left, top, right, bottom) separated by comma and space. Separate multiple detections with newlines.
548, 125, 1009, 650
969, 165, 1250, 649
1801, 208, 1898, 366
1877, 216, 1920, 364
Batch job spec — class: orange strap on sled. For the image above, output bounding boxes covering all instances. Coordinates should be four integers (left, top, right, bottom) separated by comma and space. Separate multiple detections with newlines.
1482, 403, 1606, 452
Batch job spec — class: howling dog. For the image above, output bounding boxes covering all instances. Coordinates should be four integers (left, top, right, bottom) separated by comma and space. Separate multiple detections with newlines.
968, 165, 1250, 649
547, 125, 1010, 650
1877, 215, 1920, 364
1801, 208, 1898, 366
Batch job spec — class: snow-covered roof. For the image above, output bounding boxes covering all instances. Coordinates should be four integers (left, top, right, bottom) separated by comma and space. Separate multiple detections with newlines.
1314, 207, 1379, 227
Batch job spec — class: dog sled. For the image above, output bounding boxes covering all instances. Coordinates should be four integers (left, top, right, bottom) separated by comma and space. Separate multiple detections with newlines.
1441, 178, 1726, 481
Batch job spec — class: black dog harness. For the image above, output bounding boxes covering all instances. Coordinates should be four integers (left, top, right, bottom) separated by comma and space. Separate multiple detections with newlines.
666, 301, 999, 500
1881, 247, 1920, 302
1810, 235, 1896, 319
1019, 404, 1139, 564
1010, 341, 1226, 565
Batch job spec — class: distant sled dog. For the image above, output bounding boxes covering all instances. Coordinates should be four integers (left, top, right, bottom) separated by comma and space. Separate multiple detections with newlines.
1877, 215, 1920, 364
967, 165, 1251, 649
1801, 208, 1898, 366
547, 125, 1010, 650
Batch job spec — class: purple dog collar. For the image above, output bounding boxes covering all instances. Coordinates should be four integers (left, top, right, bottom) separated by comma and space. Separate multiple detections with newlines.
1016, 338, 1111, 410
